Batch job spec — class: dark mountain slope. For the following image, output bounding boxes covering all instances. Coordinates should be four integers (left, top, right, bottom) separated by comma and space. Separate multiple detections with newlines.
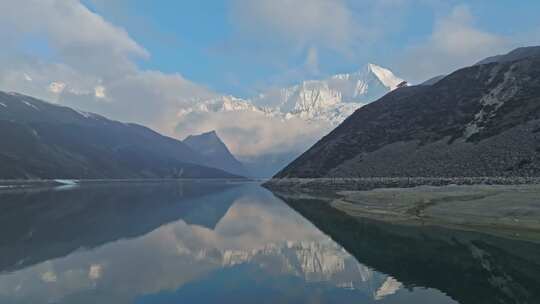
476, 46, 540, 65
420, 74, 446, 86
184, 131, 248, 177
0, 92, 238, 179
275, 47, 540, 178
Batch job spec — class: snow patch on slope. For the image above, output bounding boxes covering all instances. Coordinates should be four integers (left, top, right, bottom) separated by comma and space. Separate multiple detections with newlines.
368, 63, 405, 90
464, 66, 519, 138
375, 276, 403, 300
22, 100, 40, 111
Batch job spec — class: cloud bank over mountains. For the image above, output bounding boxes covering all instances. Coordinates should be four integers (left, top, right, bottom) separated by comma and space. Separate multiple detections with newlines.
399, 5, 527, 83
0, 0, 216, 132
0, 0, 538, 162
176, 102, 332, 158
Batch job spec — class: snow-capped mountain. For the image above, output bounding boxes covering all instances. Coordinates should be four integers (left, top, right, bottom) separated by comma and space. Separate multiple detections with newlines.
179, 63, 406, 125
221, 240, 373, 284
255, 63, 406, 113
178, 239, 396, 298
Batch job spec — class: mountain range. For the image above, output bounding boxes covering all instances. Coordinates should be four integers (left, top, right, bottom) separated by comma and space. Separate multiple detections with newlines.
0, 92, 240, 179
0, 63, 404, 179
274, 46, 540, 178
10, 45, 539, 181
179, 63, 406, 125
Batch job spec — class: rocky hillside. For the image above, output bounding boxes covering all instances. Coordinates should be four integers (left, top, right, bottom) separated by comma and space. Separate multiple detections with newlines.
274, 47, 540, 178
0, 92, 239, 179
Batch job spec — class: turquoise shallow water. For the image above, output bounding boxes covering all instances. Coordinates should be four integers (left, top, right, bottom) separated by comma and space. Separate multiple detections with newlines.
0, 181, 537, 303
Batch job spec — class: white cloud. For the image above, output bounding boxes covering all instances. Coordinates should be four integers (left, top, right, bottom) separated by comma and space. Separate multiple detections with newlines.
53, 71, 216, 134
230, 0, 361, 54
0, 0, 214, 138
399, 5, 514, 83
0, 0, 147, 78
175, 110, 331, 158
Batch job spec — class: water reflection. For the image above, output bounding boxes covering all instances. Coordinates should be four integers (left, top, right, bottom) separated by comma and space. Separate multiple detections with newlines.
0, 181, 511, 303
0, 181, 240, 273
274, 193, 540, 304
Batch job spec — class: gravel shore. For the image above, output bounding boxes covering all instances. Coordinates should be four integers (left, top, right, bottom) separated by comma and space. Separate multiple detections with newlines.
265, 178, 540, 241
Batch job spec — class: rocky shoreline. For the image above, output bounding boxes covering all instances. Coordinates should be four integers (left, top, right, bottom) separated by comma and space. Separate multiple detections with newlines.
264, 176, 540, 192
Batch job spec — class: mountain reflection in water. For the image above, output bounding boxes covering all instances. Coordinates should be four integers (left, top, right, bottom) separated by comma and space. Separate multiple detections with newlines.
274, 192, 540, 304
0, 181, 536, 303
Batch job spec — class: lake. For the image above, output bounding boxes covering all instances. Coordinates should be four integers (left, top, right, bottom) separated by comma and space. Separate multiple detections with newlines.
0, 181, 538, 303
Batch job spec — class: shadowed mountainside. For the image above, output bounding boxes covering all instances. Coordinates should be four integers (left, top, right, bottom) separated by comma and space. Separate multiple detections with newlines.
184, 130, 248, 177
0, 91, 239, 179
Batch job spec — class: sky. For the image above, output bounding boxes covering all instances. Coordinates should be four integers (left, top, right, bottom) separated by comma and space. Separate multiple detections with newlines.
84, 0, 540, 96
0, 0, 539, 158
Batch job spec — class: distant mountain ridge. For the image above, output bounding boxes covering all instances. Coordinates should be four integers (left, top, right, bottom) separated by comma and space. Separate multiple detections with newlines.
274, 46, 540, 178
475, 46, 540, 65
184, 131, 248, 177
0, 91, 239, 179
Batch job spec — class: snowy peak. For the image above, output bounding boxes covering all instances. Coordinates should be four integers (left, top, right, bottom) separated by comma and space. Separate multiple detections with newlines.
284, 81, 342, 113
367, 63, 406, 90
260, 63, 406, 123
218, 240, 388, 292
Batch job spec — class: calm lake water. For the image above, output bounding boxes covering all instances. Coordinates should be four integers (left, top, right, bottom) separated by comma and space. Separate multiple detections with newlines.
0, 181, 538, 304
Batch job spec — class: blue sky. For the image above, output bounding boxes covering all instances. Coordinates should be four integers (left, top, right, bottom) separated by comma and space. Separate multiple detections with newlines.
81, 0, 540, 97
